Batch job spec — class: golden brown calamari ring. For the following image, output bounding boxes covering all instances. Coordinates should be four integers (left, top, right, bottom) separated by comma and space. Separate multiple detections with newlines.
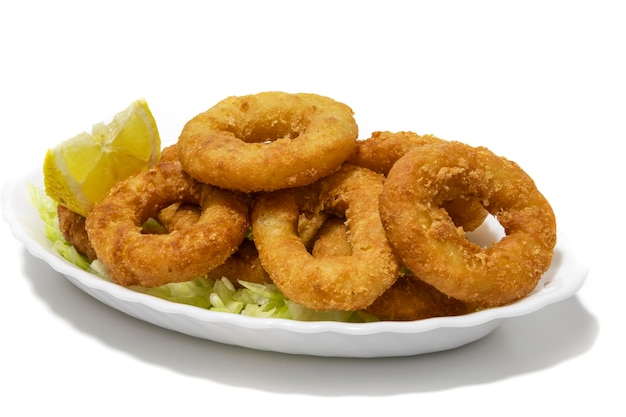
177, 92, 358, 193
310, 214, 472, 321
85, 160, 250, 288
57, 204, 98, 261
365, 276, 474, 321
379, 141, 557, 307
206, 238, 273, 286
310, 216, 353, 258
251, 165, 399, 311
156, 202, 203, 232
349, 131, 488, 231
204, 211, 340, 287
57, 197, 211, 262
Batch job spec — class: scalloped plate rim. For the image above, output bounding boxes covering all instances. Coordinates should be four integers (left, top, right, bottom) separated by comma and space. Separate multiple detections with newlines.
2, 169, 589, 356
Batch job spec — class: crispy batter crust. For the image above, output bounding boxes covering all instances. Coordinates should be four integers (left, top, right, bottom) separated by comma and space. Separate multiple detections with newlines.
206, 239, 272, 286
178, 92, 358, 193
85, 159, 250, 288
349, 131, 488, 231
57, 204, 97, 261
310, 205, 472, 321
252, 165, 399, 311
365, 276, 474, 321
380, 141, 557, 307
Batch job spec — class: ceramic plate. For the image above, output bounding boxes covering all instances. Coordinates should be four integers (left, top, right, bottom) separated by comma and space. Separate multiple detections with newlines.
2, 169, 588, 357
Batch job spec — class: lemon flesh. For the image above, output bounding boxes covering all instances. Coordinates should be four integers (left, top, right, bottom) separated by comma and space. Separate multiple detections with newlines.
43, 99, 161, 217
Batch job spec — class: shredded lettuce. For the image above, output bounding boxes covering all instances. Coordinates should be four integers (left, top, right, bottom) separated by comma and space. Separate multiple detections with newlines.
29, 184, 92, 271
132, 277, 215, 309
136, 276, 377, 322
28, 184, 378, 322
28, 183, 63, 243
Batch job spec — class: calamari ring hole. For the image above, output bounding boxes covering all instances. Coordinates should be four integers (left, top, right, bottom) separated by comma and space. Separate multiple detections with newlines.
140, 218, 168, 234
245, 121, 302, 143
139, 202, 202, 235
225, 109, 311, 144
305, 213, 353, 256
464, 213, 505, 248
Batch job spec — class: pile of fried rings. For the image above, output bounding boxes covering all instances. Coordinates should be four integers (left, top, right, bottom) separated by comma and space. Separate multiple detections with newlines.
59, 92, 557, 321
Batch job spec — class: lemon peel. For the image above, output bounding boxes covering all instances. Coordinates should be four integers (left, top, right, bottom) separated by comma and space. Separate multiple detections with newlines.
43, 99, 161, 217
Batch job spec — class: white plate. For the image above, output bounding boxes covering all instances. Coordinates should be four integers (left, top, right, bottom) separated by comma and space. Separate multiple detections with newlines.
2, 169, 588, 357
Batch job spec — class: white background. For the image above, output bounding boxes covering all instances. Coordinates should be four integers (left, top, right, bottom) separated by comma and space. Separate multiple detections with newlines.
1, 0, 622, 415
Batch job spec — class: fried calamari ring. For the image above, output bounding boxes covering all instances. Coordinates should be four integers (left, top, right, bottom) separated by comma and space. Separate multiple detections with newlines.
348, 131, 442, 174
57, 204, 97, 261
158, 143, 181, 163
156, 202, 203, 232
158, 202, 271, 286
349, 131, 488, 231
310, 215, 472, 321
365, 276, 473, 321
205, 212, 340, 287
298, 211, 331, 252
380, 141, 557, 307
177, 92, 358, 192
206, 239, 272, 286
310, 216, 352, 257
85, 160, 250, 288
252, 165, 399, 311
57, 191, 207, 262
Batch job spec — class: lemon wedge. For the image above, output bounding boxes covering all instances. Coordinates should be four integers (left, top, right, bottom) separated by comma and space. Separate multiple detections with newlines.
43, 99, 161, 217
